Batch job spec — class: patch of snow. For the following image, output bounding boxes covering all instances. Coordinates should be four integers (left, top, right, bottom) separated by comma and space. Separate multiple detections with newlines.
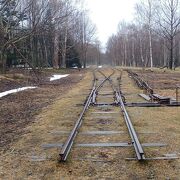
72, 66, 78, 69
98, 66, 102, 68
0, 87, 37, 98
50, 74, 69, 81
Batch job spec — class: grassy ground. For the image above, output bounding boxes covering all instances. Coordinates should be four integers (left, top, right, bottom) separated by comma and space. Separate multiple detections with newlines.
0, 68, 85, 149
0, 68, 179, 179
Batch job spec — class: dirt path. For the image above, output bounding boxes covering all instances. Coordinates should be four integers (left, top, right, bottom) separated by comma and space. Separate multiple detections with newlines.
0, 68, 180, 179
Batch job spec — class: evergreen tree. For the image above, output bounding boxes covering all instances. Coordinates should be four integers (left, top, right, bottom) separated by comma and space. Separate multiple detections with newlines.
0, 0, 27, 72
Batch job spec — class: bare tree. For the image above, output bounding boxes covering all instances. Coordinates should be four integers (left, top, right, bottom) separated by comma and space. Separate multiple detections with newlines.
0, 0, 49, 73
157, 0, 180, 69
76, 10, 96, 68
0, 0, 99, 73
135, 0, 158, 69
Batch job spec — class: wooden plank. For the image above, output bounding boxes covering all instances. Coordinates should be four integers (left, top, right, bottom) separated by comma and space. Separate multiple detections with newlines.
42, 142, 167, 149
152, 94, 171, 104
139, 93, 151, 101
152, 94, 170, 100
126, 157, 178, 160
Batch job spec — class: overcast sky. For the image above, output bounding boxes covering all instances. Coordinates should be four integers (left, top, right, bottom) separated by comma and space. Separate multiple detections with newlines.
85, 0, 139, 47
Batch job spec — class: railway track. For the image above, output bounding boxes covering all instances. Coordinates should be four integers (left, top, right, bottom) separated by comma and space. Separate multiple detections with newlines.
59, 68, 178, 162
60, 69, 115, 161
60, 68, 146, 162
96, 70, 145, 160
127, 69, 180, 106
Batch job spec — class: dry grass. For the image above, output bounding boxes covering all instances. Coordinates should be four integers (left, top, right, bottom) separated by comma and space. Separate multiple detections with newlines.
0, 69, 179, 179
0, 71, 93, 179
121, 71, 146, 102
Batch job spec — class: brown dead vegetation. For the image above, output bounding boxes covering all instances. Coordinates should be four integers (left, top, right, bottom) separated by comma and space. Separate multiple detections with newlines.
0, 69, 86, 150
0, 68, 179, 179
135, 70, 180, 90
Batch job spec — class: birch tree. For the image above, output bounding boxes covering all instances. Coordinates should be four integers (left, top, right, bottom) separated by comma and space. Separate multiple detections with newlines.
135, 0, 158, 69
157, 0, 180, 69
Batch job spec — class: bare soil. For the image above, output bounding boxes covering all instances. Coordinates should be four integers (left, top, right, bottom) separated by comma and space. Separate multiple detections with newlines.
134, 69, 180, 98
0, 68, 86, 150
135, 69, 180, 89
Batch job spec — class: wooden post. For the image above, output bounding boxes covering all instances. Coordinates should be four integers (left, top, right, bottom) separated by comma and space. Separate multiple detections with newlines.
176, 86, 179, 102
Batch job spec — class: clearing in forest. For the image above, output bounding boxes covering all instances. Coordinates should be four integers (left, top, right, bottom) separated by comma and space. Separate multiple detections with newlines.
0, 67, 180, 179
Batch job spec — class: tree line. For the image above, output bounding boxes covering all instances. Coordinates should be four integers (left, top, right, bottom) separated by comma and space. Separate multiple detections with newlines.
0, 0, 101, 73
106, 0, 180, 70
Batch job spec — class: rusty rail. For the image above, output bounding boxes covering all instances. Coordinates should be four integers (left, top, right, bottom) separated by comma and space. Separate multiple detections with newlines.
60, 69, 115, 161
115, 91, 145, 160
59, 71, 96, 161
127, 70, 153, 95
100, 69, 145, 160
92, 69, 115, 104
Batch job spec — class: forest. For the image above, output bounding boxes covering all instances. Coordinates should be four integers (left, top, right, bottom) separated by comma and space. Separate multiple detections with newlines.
106, 0, 180, 69
0, 0, 101, 74
0, 0, 180, 73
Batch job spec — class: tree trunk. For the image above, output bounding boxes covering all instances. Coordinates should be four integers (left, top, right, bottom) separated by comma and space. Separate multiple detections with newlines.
0, 51, 4, 74
169, 36, 174, 69
83, 49, 87, 68
169, 0, 174, 70
62, 22, 68, 68
62, 28, 68, 68
148, 0, 153, 69
149, 28, 153, 69
163, 38, 167, 66
124, 37, 127, 66
0, 49, 6, 74
140, 36, 145, 67
43, 36, 49, 66
132, 39, 136, 67
53, 31, 60, 69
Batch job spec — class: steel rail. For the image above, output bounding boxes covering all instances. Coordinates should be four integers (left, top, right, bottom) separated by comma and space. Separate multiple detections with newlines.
115, 91, 145, 160
115, 70, 145, 160
96, 69, 115, 91
100, 69, 145, 161
60, 69, 145, 161
127, 70, 153, 95
92, 69, 115, 104
59, 69, 114, 161
92, 77, 109, 104
59, 70, 97, 161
